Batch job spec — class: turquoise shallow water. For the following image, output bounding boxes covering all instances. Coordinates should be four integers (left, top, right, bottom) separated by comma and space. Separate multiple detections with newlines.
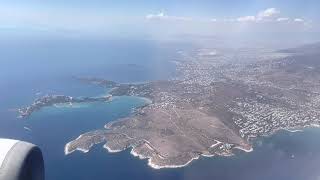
26, 96, 148, 180
1, 39, 320, 180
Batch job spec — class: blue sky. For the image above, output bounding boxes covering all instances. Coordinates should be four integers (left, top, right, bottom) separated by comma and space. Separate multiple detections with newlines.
0, 0, 319, 40
2, 0, 320, 17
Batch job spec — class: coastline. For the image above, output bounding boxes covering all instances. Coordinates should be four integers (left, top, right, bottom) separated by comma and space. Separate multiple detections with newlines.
65, 143, 89, 155
234, 146, 253, 153
129, 145, 200, 169
64, 124, 320, 170
286, 129, 303, 133
147, 156, 199, 170
65, 137, 256, 170
64, 134, 91, 155
138, 97, 153, 105
103, 144, 123, 153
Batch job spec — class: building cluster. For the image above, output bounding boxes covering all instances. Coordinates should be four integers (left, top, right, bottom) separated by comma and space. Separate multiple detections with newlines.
168, 47, 320, 139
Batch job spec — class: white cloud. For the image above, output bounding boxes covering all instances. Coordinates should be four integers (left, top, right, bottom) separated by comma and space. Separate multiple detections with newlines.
294, 18, 304, 22
235, 8, 307, 25
237, 16, 256, 22
234, 8, 281, 23
277, 17, 290, 22
146, 12, 165, 19
147, 8, 310, 27
257, 8, 280, 20
143, 8, 314, 37
145, 12, 192, 21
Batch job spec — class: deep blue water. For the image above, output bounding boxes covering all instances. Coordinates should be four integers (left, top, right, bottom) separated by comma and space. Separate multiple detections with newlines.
1, 39, 320, 180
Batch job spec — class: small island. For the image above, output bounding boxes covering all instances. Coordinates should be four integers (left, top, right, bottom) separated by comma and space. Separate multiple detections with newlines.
18, 94, 112, 118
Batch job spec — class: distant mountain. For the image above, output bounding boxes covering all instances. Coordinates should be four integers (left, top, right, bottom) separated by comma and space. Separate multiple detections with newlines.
279, 42, 320, 54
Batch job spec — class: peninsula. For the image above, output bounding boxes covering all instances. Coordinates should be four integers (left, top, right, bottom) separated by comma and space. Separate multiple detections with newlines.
22, 43, 320, 168
18, 95, 111, 118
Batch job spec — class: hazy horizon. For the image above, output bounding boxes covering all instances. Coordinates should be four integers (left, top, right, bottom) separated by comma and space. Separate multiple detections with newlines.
0, 0, 319, 47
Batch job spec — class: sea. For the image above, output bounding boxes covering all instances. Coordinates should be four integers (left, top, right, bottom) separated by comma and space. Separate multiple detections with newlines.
1, 38, 320, 180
